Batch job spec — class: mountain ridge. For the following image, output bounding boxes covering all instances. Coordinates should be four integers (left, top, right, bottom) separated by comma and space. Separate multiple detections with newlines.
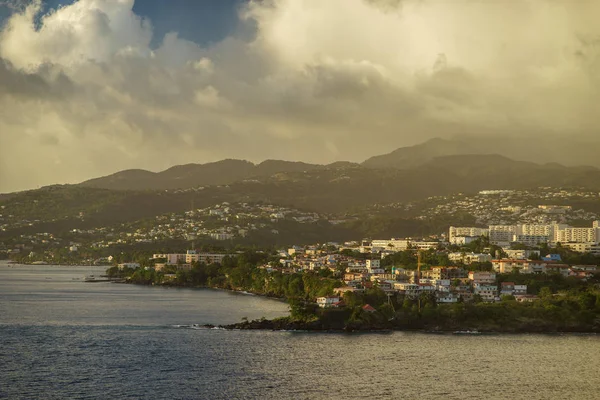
79, 137, 600, 191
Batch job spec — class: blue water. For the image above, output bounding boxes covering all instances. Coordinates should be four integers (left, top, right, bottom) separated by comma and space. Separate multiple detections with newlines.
1, 264, 599, 399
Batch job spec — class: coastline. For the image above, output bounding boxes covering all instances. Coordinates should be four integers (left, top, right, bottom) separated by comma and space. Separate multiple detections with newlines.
208, 318, 600, 334
199, 318, 600, 334
119, 279, 289, 303
120, 280, 600, 334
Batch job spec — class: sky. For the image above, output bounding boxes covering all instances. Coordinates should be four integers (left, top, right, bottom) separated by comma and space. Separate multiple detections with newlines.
0, 0, 599, 193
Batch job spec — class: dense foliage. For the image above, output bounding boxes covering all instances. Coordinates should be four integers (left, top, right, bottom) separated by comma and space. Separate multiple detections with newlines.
108, 250, 600, 333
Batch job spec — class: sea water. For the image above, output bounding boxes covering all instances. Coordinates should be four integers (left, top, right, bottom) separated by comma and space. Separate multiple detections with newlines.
1, 264, 598, 399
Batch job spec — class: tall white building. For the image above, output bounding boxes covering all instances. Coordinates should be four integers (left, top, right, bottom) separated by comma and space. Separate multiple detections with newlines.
517, 224, 553, 236
554, 227, 600, 244
488, 225, 517, 245
449, 226, 488, 241
512, 234, 549, 246
371, 239, 410, 250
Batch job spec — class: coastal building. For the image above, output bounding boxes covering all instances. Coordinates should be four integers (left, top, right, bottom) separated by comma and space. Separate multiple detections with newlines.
362, 304, 377, 313
118, 262, 140, 270
473, 283, 498, 302
153, 251, 227, 265
316, 296, 341, 308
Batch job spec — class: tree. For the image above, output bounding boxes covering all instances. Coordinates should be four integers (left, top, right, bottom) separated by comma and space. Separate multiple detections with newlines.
538, 287, 552, 299
501, 295, 516, 302
289, 298, 318, 321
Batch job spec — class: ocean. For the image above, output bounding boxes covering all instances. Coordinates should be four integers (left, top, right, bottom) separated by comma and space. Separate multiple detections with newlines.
1, 263, 599, 399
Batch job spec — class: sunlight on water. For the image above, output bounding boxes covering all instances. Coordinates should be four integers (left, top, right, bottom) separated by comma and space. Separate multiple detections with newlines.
1, 264, 599, 400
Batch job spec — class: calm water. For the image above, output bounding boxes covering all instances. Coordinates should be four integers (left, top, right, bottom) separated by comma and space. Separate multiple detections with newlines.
1, 263, 599, 399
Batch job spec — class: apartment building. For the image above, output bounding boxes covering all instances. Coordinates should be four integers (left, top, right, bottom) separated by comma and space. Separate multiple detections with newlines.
448, 226, 488, 241
492, 259, 546, 274
488, 225, 517, 245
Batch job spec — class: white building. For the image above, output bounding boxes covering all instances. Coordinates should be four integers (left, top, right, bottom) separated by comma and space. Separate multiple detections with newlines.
153, 251, 227, 265
562, 243, 600, 254
436, 293, 459, 303
411, 241, 440, 250
394, 282, 419, 297
504, 249, 540, 260
450, 236, 479, 245
449, 226, 488, 241
211, 232, 234, 241
448, 252, 492, 264
517, 224, 553, 236
366, 259, 381, 271
468, 271, 496, 284
473, 283, 498, 302
316, 296, 340, 308
488, 225, 517, 246
371, 239, 410, 251
512, 234, 549, 246
492, 259, 546, 274
118, 262, 140, 270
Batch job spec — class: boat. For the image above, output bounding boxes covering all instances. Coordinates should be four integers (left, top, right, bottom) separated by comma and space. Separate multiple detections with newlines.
84, 275, 110, 283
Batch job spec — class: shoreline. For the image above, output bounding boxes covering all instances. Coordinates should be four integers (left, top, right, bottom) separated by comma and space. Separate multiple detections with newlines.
119, 279, 289, 302
118, 279, 600, 335
199, 321, 600, 335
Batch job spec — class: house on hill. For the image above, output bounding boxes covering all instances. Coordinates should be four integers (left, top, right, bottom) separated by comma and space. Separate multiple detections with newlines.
362, 304, 377, 313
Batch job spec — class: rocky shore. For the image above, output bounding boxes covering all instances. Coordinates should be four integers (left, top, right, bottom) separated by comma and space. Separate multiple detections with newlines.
200, 317, 600, 334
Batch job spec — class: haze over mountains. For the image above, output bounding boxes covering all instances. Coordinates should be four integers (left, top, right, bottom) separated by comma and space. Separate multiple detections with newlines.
79, 137, 600, 192
4, 136, 600, 245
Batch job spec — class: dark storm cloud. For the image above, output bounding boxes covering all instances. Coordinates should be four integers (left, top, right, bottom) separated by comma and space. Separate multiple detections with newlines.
0, 0, 599, 192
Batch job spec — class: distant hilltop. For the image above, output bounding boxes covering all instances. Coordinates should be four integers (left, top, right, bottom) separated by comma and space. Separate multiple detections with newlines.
78, 136, 600, 192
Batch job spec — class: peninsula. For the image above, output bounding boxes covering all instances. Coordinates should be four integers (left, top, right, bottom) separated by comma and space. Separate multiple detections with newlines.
106, 243, 600, 333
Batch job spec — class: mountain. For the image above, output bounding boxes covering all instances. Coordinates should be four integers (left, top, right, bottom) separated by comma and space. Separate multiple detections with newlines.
362, 137, 485, 169
362, 136, 600, 170
80, 159, 323, 191
5, 154, 600, 245
79, 136, 600, 192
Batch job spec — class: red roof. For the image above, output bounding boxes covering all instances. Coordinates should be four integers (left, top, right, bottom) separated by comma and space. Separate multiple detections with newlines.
362, 304, 377, 312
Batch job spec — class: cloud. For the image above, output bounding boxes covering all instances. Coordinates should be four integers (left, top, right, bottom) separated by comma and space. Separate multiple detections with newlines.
0, 0, 599, 192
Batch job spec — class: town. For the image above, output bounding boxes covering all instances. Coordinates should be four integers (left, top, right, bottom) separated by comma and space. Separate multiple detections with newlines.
3, 188, 600, 330
106, 217, 600, 308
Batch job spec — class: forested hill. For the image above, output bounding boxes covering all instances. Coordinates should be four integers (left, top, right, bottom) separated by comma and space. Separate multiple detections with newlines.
4, 155, 600, 231
79, 159, 325, 190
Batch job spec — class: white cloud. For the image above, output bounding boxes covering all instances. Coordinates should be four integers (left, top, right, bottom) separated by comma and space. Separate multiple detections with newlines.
0, 0, 599, 192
